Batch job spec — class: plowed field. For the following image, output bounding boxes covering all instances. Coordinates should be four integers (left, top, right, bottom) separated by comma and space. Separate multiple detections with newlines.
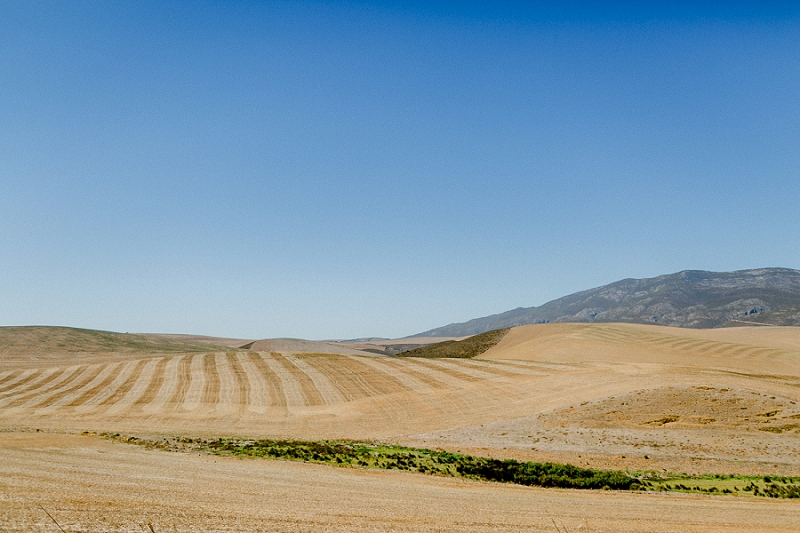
2, 432, 798, 533
1, 323, 799, 530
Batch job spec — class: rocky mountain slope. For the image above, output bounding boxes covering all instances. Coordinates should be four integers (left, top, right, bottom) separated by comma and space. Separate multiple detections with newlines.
414, 268, 800, 337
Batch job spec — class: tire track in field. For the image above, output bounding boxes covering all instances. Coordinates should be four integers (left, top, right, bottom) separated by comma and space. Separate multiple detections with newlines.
236, 352, 270, 412
261, 353, 308, 407
21, 364, 104, 410
1, 366, 83, 409
200, 353, 220, 411
76, 359, 147, 412
182, 354, 208, 412
213, 352, 237, 416
248, 352, 285, 407
342, 355, 435, 394
282, 354, 345, 405
105, 357, 163, 415
144, 355, 185, 413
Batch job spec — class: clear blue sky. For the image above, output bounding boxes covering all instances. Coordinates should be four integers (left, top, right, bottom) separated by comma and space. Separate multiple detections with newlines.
1, 1, 798, 339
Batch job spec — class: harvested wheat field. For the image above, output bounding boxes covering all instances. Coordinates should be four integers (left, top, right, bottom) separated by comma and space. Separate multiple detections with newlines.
1, 324, 799, 530
2, 432, 798, 533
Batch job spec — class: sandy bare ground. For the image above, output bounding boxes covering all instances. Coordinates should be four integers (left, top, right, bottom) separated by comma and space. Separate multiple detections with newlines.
1, 323, 799, 530
1, 324, 799, 474
1, 432, 797, 533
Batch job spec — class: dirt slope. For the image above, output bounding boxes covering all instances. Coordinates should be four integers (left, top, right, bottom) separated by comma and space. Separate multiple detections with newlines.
480, 323, 800, 374
2, 324, 800, 529
0, 326, 798, 475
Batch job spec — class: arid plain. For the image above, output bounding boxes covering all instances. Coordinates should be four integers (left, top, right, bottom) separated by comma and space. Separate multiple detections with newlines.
1, 323, 799, 531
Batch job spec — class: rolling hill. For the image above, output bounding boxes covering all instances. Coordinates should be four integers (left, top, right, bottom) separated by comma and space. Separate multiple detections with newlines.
413, 268, 800, 337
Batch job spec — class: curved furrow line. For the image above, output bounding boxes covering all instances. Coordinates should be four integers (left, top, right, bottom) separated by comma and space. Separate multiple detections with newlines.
227, 352, 249, 412
0, 370, 54, 408
716, 343, 760, 358
737, 347, 785, 359
582, 328, 637, 343
343, 355, 436, 394
0, 368, 55, 401
0, 369, 38, 394
18, 365, 101, 410
395, 358, 479, 388
94, 359, 161, 415
236, 352, 270, 412
200, 353, 221, 409
0, 366, 83, 409
104, 357, 163, 415
477, 358, 548, 369
459, 359, 549, 376
392, 357, 478, 389
248, 352, 285, 407
261, 353, 308, 407
144, 355, 185, 414
126, 357, 170, 409
182, 354, 208, 412
743, 347, 788, 360
293, 355, 383, 401
25, 364, 109, 414
167, 354, 193, 410
670, 339, 713, 352
85, 359, 147, 407
646, 334, 690, 348
213, 352, 237, 415
692, 341, 746, 355
60, 362, 125, 408
423, 359, 502, 380
682, 340, 727, 354
50, 363, 123, 409
271, 353, 326, 406
0, 370, 18, 386
282, 354, 345, 405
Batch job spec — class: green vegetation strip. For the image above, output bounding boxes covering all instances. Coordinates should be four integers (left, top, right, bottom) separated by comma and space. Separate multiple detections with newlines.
646, 473, 800, 498
397, 328, 510, 358
101, 434, 800, 498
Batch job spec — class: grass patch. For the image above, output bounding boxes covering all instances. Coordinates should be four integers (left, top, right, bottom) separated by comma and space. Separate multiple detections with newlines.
644, 473, 800, 498
103, 434, 632, 490
396, 328, 510, 358
99, 433, 800, 498
0, 326, 229, 355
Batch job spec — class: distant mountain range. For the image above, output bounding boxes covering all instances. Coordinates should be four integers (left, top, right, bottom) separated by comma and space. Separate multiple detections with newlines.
413, 268, 800, 337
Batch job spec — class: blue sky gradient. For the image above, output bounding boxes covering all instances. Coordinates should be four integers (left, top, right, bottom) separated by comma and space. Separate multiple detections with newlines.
2, 1, 798, 339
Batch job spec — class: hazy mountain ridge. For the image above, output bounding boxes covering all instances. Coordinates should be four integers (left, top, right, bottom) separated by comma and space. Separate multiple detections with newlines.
414, 268, 800, 337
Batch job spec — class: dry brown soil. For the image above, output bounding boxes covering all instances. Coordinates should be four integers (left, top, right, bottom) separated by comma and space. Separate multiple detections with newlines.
1, 323, 799, 530
2, 432, 798, 533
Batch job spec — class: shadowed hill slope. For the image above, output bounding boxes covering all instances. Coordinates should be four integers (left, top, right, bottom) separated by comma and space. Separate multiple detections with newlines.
397, 328, 510, 358
414, 268, 800, 337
